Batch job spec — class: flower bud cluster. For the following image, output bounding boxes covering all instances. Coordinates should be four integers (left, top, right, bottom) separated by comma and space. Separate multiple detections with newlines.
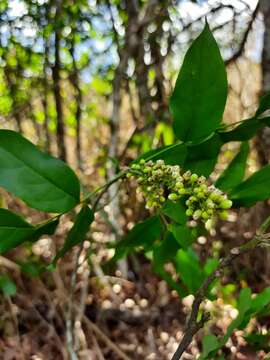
127, 159, 232, 230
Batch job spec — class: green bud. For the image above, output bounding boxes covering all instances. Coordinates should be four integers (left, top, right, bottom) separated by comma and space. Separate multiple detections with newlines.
186, 208, 193, 216
139, 159, 146, 165
156, 159, 165, 167
183, 171, 191, 180
197, 192, 205, 199
178, 188, 186, 195
176, 181, 184, 188
209, 192, 219, 201
190, 174, 198, 182
219, 210, 229, 220
206, 199, 215, 209
143, 167, 151, 173
193, 209, 202, 220
131, 164, 140, 170
168, 193, 179, 201
202, 211, 209, 220
205, 218, 214, 231
220, 199, 232, 209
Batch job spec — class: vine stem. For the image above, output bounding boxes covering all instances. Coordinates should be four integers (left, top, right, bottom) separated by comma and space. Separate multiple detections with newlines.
171, 215, 270, 360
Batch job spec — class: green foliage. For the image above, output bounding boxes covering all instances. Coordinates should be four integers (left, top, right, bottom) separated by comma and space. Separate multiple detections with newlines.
0, 274, 16, 296
200, 287, 270, 359
111, 216, 163, 262
161, 200, 187, 224
215, 142, 249, 191
0, 209, 34, 253
0, 130, 80, 213
54, 205, 94, 262
134, 143, 187, 167
175, 248, 205, 293
1, 20, 270, 359
183, 134, 222, 176
170, 23, 227, 143
230, 164, 270, 207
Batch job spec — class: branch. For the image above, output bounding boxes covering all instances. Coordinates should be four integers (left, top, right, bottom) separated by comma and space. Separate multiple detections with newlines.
171, 215, 270, 360
225, 2, 259, 65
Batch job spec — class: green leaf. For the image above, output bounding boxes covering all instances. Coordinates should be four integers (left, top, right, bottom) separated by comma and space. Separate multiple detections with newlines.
201, 335, 219, 359
184, 134, 222, 176
153, 232, 187, 297
0, 208, 34, 253
0, 275, 16, 296
0, 130, 80, 213
168, 223, 193, 249
200, 288, 252, 359
112, 216, 163, 262
175, 248, 204, 294
18, 260, 46, 277
221, 288, 252, 345
256, 91, 270, 118
215, 142, 249, 191
30, 217, 60, 243
170, 23, 227, 142
161, 200, 187, 224
134, 143, 187, 166
230, 164, 270, 207
218, 118, 262, 142
249, 287, 270, 315
54, 205, 94, 262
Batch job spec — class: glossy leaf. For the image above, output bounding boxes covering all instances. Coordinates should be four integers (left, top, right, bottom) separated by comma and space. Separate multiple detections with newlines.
218, 118, 262, 142
201, 335, 219, 359
184, 134, 222, 176
30, 217, 60, 243
215, 142, 249, 192
0, 130, 80, 213
153, 233, 187, 297
256, 91, 270, 118
175, 248, 204, 293
54, 205, 94, 262
168, 223, 193, 249
134, 143, 187, 166
161, 200, 187, 224
170, 23, 227, 142
0, 208, 35, 253
230, 164, 270, 207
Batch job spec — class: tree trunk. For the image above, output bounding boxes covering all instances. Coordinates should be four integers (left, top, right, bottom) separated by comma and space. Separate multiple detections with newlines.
42, 35, 51, 153
69, 37, 83, 169
257, 0, 270, 165
52, 0, 66, 161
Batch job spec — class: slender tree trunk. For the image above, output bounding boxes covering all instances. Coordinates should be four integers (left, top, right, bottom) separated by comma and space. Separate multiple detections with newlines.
42, 14, 51, 153
70, 37, 83, 169
52, 0, 66, 161
257, 0, 270, 165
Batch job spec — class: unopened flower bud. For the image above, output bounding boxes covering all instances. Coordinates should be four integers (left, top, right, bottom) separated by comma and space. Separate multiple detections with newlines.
220, 199, 232, 209
168, 193, 179, 201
